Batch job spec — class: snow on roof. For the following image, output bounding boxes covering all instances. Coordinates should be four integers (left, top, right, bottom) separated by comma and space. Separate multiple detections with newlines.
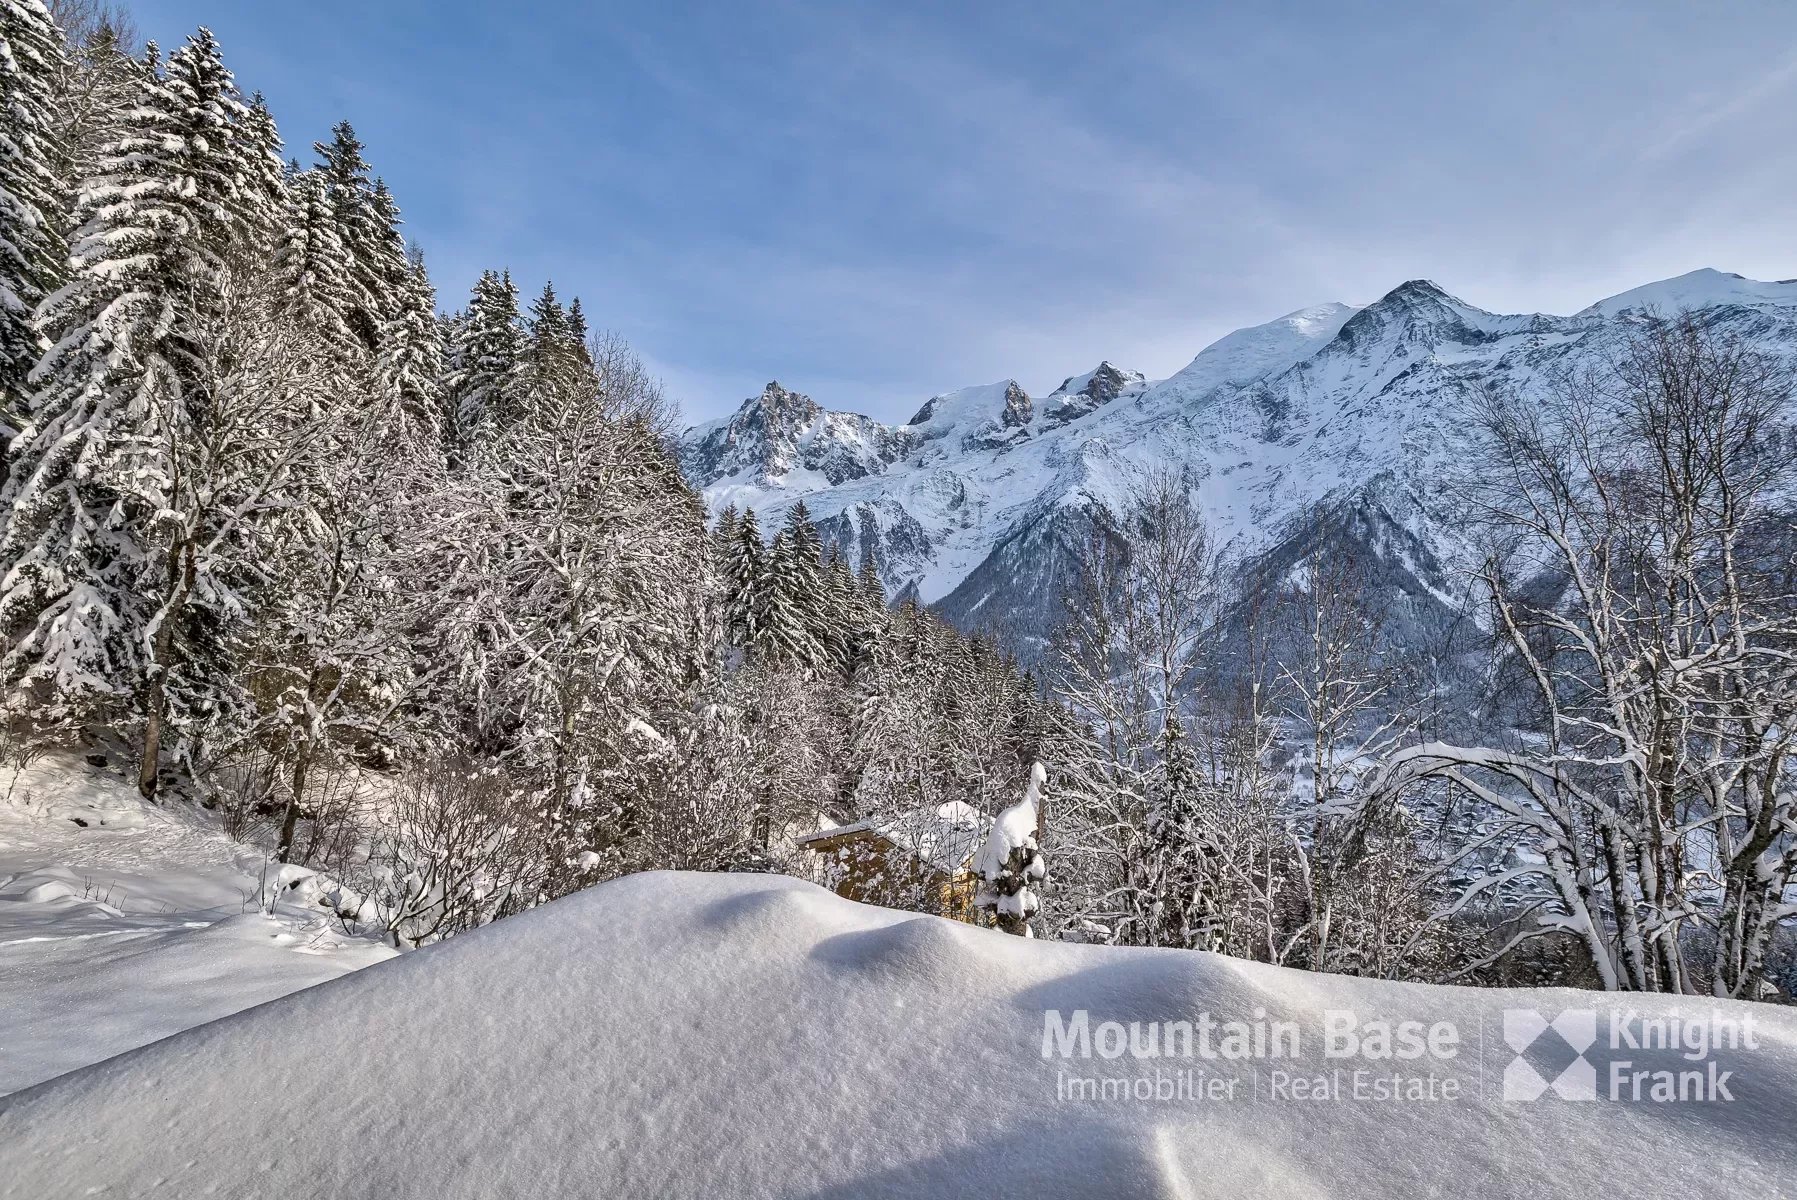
5, 870, 1793, 1198
799, 800, 985, 874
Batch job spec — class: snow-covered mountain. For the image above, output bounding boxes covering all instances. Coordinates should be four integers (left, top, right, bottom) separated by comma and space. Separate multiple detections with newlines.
679, 269, 1797, 650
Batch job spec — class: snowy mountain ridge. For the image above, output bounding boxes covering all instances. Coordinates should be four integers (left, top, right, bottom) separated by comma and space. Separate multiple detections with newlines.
679, 269, 1797, 648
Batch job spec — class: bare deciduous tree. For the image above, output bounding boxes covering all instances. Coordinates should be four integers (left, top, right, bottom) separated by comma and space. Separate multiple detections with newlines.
359, 759, 543, 948
1357, 316, 1797, 997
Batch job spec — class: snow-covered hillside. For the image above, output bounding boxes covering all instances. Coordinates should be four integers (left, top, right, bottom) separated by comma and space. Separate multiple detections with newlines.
1, 870, 1791, 1198
0, 756, 393, 1095
681, 269, 1797, 648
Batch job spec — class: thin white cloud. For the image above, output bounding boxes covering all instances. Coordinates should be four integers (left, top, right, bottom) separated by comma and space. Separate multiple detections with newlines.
330, 1, 1797, 426
1638, 46, 1797, 162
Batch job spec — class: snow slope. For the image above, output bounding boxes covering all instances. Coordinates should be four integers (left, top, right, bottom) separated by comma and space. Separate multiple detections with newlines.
0, 755, 394, 1095
680, 269, 1797, 650
3, 870, 1792, 1198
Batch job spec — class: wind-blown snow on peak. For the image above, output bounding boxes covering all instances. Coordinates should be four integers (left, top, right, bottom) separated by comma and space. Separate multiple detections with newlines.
679, 270, 1797, 654
904, 379, 1038, 450
1154, 302, 1360, 406
1579, 267, 1797, 319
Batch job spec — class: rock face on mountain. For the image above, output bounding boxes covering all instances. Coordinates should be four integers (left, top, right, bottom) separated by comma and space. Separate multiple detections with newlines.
679, 381, 913, 491
678, 270, 1797, 655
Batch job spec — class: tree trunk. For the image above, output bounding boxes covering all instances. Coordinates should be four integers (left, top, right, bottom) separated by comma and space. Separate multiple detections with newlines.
136, 541, 192, 801
276, 742, 310, 864
1599, 822, 1652, 991
136, 689, 165, 800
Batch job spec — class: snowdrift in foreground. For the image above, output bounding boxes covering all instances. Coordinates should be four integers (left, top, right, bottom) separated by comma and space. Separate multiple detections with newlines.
3, 873, 1795, 1199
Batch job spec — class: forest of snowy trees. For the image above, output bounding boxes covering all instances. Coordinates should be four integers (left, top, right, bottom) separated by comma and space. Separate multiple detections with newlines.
0, 3, 1049, 939
2, 2, 1793, 1000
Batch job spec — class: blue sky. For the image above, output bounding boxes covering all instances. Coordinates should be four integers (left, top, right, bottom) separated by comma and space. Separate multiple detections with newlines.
127, 1, 1797, 424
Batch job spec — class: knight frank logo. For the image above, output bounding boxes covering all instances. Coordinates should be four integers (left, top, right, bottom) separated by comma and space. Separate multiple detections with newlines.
1501, 1007, 1758, 1103
1502, 1009, 1598, 1101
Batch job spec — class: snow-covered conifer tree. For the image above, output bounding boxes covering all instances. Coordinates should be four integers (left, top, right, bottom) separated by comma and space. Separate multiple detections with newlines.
1121, 718, 1221, 949
856, 554, 885, 611
0, 28, 301, 796
445, 268, 527, 440
756, 529, 821, 667
818, 548, 857, 671
272, 169, 358, 357
528, 279, 569, 347
778, 502, 833, 666
564, 295, 591, 359
379, 246, 444, 447
0, 0, 66, 433
364, 179, 415, 342
157, 28, 249, 276
712, 504, 740, 563
975, 760, 1048, 935
0, 34, 192, 727
311, 119, 383, 352
723, 507, 762, 649
232, 91, 287, 252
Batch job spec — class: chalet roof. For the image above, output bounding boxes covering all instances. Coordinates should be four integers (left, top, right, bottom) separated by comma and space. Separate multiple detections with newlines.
798, 801, 986, 875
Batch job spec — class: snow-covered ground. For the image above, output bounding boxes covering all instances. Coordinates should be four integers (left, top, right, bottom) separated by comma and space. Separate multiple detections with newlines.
2, 868, 1792, 1198
0, 754, 394, 1096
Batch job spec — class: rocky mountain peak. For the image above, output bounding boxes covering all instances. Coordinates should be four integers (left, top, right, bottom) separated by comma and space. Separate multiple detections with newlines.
1331, 277, 1495, 354
680, 380, 902, 490
999, 380, 1033, 428
1384, 279, 1451, 304
1076, 361, 1144, 402
748, 380, 821, 429
1043, 361, 1148, 426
